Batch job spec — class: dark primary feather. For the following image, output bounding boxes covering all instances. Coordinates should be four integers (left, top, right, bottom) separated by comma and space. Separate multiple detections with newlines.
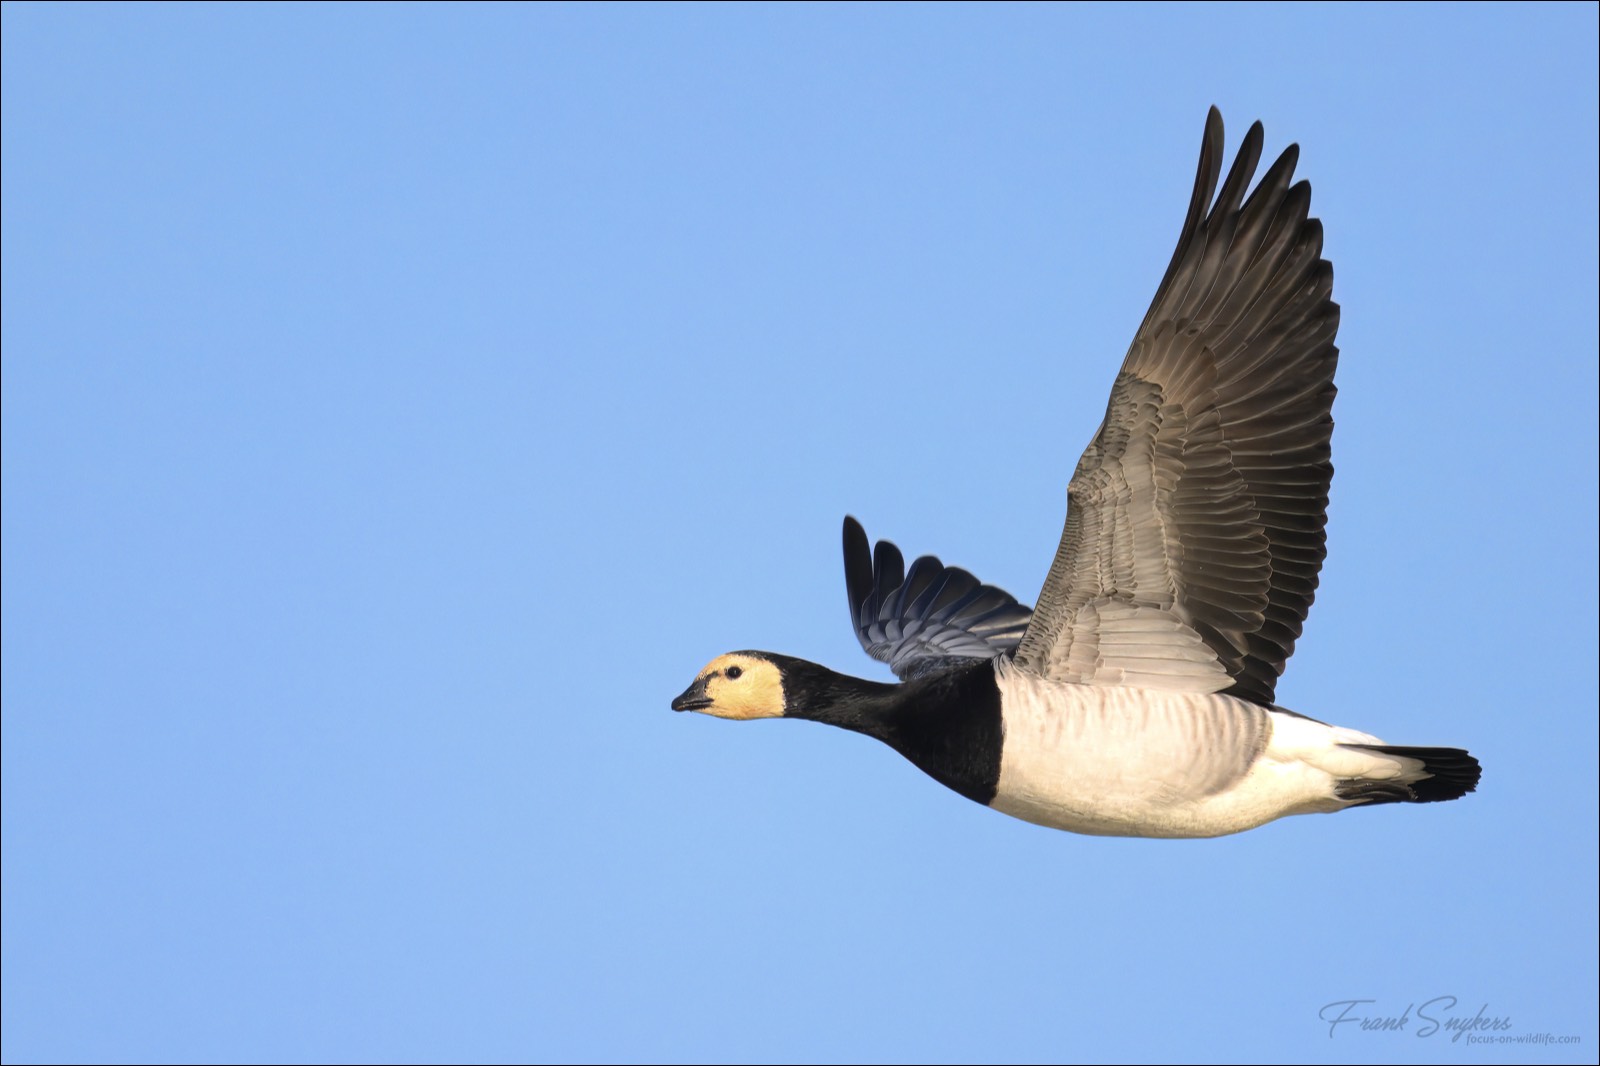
843, 516, 1034, 681
1012, 107, 1340, 705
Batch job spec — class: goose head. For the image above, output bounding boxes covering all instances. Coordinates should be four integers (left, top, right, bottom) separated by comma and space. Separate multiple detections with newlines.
671, 652, 787, 720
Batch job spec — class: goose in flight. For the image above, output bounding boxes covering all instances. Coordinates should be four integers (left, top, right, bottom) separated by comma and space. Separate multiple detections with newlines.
671, 109, 1480, 838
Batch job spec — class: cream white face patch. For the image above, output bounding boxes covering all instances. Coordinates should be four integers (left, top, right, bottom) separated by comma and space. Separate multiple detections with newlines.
687, 653, 785, 720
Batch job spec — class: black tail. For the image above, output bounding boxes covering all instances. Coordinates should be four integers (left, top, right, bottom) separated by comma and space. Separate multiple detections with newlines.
1336, 745, 1482, 805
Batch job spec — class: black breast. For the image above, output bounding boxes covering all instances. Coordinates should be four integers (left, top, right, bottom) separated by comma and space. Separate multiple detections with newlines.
883, 660, 1004, 806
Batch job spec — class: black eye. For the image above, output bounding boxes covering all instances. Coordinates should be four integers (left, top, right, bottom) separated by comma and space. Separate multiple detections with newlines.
726, 665, 743, 680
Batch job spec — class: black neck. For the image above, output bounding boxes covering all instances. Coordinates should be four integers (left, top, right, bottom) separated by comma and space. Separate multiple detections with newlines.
766, 654, 1004, 806
766, 654, 899, 738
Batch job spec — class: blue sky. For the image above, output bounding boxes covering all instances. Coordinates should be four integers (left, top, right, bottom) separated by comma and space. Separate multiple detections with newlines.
3, 4, 1596, 1063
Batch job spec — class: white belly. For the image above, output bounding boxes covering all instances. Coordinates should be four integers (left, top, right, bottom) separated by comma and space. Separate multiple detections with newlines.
989, 661, 1381, 838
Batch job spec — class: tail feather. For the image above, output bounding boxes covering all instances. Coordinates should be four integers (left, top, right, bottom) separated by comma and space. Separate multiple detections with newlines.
1336, 744, 1482, 805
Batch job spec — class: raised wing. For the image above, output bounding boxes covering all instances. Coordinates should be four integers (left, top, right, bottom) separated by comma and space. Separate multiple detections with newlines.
843, 516, 1034, 681
1012, 108, 1339, 705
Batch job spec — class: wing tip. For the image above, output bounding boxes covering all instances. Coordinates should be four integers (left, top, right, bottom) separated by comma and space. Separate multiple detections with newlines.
842, 514, 877, 634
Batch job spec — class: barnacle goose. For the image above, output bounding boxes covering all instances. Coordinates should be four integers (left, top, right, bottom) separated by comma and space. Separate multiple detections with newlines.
671, 109, 1481, 838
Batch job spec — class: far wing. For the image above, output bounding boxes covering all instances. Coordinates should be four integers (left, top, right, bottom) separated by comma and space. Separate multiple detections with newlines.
843, 516, 1033, 681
